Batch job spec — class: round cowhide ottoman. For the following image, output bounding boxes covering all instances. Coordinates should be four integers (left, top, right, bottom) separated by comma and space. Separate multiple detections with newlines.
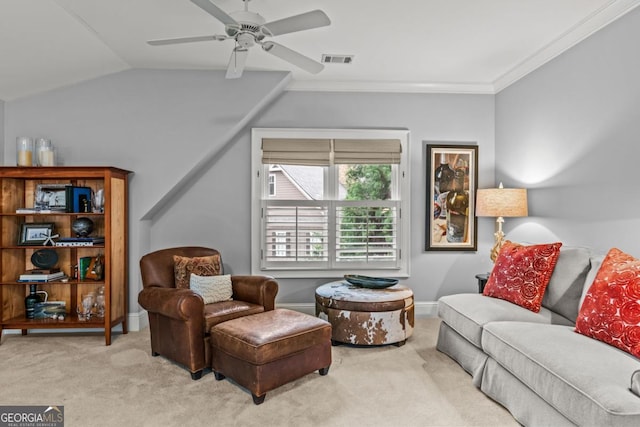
315, 281, 414, 346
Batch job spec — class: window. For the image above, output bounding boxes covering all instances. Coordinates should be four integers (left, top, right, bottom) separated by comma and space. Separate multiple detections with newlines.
252, 128, 410, 278
268, 174, 276, 196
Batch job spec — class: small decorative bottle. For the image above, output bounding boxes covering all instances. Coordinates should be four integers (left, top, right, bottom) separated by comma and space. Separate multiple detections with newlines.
24, 284, 40, 319
434, 153, 454, 194
445, 163, 470, 243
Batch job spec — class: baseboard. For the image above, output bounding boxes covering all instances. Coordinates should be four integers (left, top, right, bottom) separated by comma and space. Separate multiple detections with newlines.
2, 302, 437, 336
129, 309, 148, 331
2, 311, 149, 335
277, 301, 438, 318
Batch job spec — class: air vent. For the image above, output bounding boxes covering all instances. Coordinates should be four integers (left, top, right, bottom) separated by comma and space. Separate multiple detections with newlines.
321, 54, 354, 64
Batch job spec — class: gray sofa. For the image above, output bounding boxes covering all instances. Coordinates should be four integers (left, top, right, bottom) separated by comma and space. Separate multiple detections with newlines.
437, 246, 640, 426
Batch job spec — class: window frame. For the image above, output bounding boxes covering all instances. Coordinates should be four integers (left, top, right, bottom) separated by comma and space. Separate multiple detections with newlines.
251, 128, 410, 279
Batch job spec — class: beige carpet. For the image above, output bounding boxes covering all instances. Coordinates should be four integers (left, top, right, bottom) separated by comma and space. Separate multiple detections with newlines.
0, 318, 518, 427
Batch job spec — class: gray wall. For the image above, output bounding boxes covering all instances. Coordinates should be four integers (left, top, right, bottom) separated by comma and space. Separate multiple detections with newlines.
3, 70, 496, 320
495, 6, 640, 257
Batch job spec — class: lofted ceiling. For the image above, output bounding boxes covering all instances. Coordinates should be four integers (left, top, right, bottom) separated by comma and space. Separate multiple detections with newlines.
0, 0, 639, 101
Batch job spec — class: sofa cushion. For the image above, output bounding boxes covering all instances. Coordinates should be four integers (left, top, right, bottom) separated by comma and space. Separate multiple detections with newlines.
204, 300, 265, 331
173, 254, 222, 289
437, 293, 573, 348
580, 254, 605, 308
541, 246, 592, 323
483, 241, 562, 312
482, 322, 640, 427
575, 248, 640, 358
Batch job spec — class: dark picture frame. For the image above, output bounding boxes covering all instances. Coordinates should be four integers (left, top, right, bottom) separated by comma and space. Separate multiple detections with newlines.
19, 223, 55, 246
425, 143, 478, 251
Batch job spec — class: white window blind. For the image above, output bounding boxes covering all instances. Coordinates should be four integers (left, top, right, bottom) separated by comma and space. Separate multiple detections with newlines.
262, 138, 402, 166
333, 139, 402, 164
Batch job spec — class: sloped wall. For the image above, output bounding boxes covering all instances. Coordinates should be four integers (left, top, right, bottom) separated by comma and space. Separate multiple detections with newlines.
3, 69, 291, 324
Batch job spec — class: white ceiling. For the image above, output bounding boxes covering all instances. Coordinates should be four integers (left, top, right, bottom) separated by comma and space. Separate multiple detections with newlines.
1, 0, 639, 101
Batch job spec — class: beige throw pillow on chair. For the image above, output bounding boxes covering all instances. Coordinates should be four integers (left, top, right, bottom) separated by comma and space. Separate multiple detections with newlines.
189, 273, 233, 304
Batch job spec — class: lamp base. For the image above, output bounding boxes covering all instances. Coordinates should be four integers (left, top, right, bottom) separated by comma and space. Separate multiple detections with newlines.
490, 217, 505, 263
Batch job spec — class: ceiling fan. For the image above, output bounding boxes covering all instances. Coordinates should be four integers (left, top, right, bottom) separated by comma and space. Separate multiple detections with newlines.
148, 0, 331, 79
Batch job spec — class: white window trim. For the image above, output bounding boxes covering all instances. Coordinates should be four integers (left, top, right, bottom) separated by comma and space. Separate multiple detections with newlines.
251, 128, 410, 279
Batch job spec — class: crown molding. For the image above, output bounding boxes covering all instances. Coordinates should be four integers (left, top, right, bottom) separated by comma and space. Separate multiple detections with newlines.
287, 0, 640, 96
493, 0, 640, 93
286, 80, 495, 95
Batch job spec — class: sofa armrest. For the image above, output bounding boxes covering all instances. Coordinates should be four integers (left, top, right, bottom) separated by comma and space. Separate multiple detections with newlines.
138, 286, 204, 321
231, 275, 278, 311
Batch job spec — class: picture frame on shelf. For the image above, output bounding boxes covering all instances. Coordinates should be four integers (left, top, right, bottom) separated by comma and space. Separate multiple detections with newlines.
425, 143, 478, 251
19, 223, 56, 246
35, 183, 69, 211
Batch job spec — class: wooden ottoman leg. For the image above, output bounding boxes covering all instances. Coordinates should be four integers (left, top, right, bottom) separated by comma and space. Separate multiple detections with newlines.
319, 366, 330, 376
213, 371, 225, 381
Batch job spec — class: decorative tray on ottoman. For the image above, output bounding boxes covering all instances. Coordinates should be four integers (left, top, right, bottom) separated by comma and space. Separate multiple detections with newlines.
344, 274, 398, 289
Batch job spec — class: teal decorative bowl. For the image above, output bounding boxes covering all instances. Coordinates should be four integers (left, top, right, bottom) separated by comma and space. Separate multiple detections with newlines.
344, 274, 398, 289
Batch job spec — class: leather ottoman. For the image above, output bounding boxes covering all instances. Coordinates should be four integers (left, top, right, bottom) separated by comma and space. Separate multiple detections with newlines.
210, 308, 332, 404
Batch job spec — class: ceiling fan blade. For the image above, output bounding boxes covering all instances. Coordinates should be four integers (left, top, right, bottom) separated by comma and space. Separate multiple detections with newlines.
147, 35, 221, 46
226, 48, 249, 79
262, 9, 331, 36
263, 10, 330, 36
262, 42, 324, 74
190, 0, 238, 26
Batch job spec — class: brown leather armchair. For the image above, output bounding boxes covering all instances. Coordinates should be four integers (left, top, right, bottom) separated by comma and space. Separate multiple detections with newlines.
138, 247, 278, 380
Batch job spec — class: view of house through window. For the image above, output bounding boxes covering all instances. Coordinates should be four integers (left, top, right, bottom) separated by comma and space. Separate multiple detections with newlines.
252, 129, 410, 278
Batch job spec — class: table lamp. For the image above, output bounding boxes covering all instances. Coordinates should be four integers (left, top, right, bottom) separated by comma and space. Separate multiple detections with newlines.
476, 183, 528, 262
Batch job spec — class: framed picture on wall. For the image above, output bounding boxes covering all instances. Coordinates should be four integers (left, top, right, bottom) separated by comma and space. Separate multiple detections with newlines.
425, 143, 478, 251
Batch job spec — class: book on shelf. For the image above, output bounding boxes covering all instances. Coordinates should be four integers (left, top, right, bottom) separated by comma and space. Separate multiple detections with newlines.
23, 267, 61, 275
55, 236, 105, 247
18, 271, 66, 282
79, 256, 93, 281
65, 186, 92, 213
16, 207, 67, 214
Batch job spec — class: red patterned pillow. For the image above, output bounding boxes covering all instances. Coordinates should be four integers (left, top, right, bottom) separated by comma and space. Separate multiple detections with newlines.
173, 254, 222, 289
483, 241, 562, 312
575, 248, 640, 358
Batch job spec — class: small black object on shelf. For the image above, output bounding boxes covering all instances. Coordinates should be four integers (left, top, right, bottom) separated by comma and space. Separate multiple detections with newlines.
72, 217, 94, 237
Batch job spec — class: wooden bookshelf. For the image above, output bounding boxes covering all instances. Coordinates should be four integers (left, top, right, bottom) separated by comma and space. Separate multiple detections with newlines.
0, 167, 131, 345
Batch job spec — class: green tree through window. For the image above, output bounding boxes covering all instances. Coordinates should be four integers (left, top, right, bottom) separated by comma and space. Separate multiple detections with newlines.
340, 165, 394, 259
